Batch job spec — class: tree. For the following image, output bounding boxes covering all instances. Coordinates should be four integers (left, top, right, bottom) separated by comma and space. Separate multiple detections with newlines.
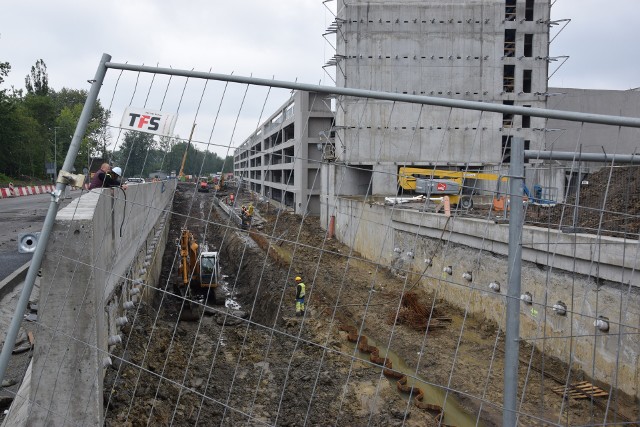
0, 60, 112, 180
50, 88, 111, 172
117, 131, 156, 177
0, 62, 10, 88
25, 59, 49, 96
222, 155, 234, 173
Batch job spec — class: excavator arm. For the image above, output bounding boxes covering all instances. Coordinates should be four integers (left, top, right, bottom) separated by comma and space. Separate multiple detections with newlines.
179, 229, 200, 287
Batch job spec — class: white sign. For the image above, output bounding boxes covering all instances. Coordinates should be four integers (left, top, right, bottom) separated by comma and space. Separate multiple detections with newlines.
120, 107, 177, 136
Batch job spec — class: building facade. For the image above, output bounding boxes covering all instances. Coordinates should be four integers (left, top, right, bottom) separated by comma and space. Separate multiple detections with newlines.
328, 0, 551, 196
233, 91, 334, 215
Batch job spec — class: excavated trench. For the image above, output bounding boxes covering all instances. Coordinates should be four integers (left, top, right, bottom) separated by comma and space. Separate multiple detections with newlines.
102, 183, 472, 426
102, 183, 638, 426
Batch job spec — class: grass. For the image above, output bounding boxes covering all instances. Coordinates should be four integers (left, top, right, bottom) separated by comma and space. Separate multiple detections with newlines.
0, 172, 52, 187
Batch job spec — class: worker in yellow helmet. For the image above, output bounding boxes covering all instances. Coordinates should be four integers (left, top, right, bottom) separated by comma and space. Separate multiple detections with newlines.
295, 276, 306, 316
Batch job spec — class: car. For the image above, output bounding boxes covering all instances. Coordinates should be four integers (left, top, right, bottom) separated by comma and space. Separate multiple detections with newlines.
125, 177, 145, 184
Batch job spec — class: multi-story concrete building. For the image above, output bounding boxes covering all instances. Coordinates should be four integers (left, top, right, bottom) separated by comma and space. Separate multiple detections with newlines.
328, 0, 551, 197
233, 91, 333, 215
230, 2, 640, 399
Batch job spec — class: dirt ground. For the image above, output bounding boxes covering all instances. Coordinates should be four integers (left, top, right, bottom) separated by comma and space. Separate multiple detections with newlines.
524, 166, 640, 237
102, 181, 638, 426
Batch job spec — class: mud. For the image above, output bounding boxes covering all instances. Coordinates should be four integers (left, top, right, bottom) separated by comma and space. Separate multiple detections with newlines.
524, 165, 640, 237
103, 182, 638, 426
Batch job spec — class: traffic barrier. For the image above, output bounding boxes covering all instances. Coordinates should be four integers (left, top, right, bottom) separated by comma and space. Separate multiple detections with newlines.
0, 184, 55, 199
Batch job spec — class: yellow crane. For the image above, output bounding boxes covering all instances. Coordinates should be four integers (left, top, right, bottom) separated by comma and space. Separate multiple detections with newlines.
178, 123, 197, 181
398, 167, 507, 209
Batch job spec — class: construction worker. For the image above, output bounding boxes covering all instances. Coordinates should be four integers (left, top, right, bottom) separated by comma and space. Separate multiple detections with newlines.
89, 164, 127, 190
295, 276, 305, 316
240, 205, 248, 229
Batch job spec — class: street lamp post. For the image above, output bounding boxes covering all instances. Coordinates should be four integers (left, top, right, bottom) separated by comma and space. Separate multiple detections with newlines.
53, 126, 61, 182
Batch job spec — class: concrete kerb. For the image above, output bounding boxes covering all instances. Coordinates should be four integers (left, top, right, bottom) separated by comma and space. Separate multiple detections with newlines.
0, 261, 30, 304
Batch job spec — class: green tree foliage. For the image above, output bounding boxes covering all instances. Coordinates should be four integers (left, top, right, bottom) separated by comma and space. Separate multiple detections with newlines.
112, 135, 229, 179
0, 58, 231, 181
0, 61, 46, 178
222, 155, 234, 173
0, 59, 111, 179
51, 89, 111, 171
25, 59, 49, 95
117, 131, 157, 177
0, 62, 11, 87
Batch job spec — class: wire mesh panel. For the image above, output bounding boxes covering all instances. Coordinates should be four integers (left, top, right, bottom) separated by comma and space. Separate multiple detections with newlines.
0, 59, 639, 427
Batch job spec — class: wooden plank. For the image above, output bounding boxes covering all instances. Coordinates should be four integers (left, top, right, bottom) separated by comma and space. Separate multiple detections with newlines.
590, 392, 609, 397
551, 381, 608, 400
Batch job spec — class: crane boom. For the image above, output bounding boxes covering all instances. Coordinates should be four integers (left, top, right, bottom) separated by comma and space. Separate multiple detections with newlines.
178, 123, 197, 180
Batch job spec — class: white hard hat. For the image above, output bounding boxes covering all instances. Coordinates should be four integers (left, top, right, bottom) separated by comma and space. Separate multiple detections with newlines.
112, 167, 122, 176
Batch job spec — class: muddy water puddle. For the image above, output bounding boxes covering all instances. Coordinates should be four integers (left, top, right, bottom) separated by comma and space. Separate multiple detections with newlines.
345, 335, 483, 427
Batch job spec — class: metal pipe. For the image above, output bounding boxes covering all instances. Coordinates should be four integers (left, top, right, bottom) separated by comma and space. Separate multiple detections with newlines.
525, 150, 640, 163
0, 53, 111, 385
504, 137, 525, 426
572, 146, 583, 229
104, 61, 640, 129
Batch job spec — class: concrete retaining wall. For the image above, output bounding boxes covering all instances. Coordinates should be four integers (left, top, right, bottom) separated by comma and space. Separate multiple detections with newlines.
333, 197, 640, 399
26, 180, 175, 425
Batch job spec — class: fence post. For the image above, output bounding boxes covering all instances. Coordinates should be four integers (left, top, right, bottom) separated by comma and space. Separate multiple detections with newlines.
504, 137, 525, 426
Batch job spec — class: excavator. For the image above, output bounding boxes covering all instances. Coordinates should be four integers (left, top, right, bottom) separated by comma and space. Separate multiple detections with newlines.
398, 166, 508, 209
176, 228, 220, 307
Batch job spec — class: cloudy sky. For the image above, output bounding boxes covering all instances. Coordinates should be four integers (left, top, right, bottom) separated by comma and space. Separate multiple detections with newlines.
1, 0, 638, 156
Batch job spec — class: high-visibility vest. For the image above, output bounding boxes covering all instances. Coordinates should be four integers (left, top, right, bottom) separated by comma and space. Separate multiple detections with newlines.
297, 282, 306, 298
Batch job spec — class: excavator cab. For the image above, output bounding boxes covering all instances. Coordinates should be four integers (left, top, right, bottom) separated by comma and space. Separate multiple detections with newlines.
199, 252, 220, 288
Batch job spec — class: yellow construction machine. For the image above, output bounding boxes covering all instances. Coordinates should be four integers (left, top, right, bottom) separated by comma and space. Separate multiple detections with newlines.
398, 167, 507, 209
178, 123, 197, 181
176, 228, 220, 304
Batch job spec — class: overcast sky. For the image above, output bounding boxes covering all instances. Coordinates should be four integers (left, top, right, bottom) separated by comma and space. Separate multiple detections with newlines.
1, 0, 638, 157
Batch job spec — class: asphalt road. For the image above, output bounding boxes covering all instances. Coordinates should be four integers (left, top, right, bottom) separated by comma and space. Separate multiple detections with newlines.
0, 190, 80, 281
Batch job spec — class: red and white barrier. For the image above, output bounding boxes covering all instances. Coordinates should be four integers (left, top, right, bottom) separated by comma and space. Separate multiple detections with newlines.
0, 184, 55, 199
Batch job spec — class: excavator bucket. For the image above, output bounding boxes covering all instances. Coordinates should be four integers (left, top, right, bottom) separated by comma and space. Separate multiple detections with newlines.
175, 284, 204, 321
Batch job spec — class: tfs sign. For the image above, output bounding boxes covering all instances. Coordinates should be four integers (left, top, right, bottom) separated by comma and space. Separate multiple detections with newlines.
127, 113, 161, 131
120, 107, 177, 136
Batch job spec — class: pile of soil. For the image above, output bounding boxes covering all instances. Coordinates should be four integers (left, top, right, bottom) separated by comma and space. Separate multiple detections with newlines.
525, 165, 640, 237
102, 183, 638, 426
